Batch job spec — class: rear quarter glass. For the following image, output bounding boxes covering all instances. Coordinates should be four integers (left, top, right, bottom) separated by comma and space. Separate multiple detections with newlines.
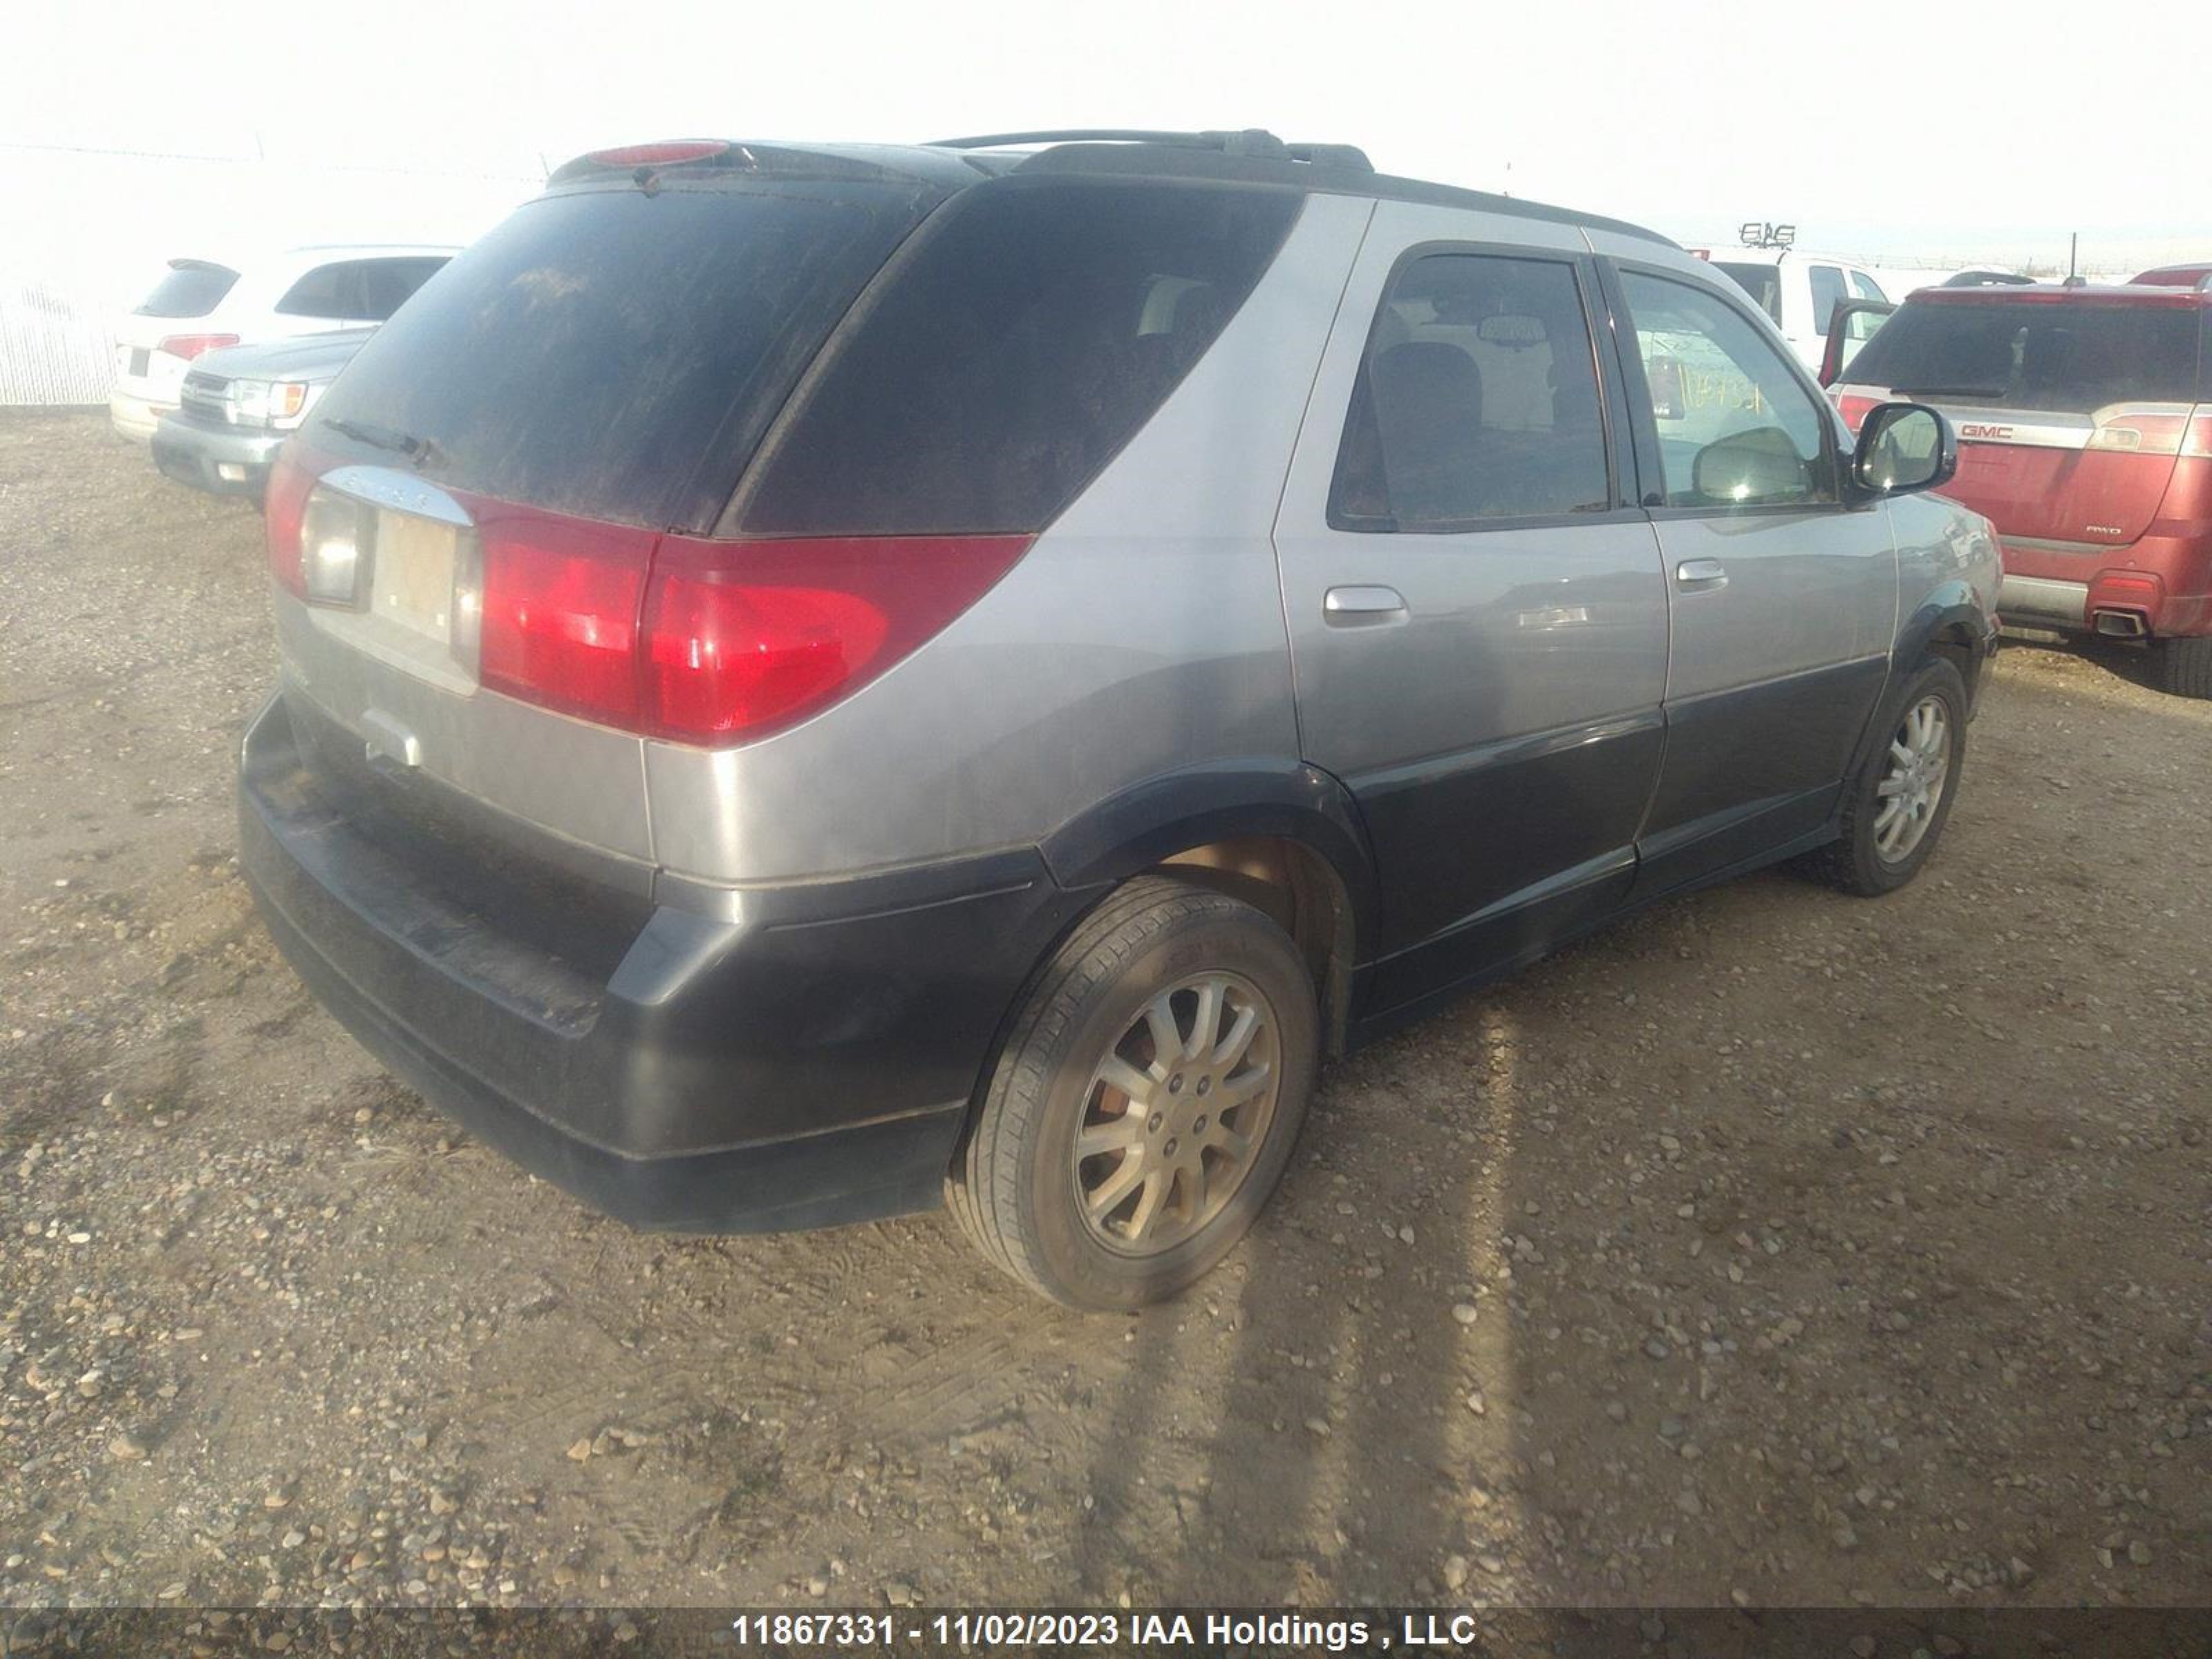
1847, 297, 2205, 410
304, 182, 939, 530
731, 176, 1302, 536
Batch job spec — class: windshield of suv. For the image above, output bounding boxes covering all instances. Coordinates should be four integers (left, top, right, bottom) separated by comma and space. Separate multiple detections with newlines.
133, 260, 239, 318
308, 183, 932, 529
1712, 261, 1782, 324
1845, 298, 2206, 410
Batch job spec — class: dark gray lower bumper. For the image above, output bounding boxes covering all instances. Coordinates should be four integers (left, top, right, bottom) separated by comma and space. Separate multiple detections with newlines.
152, 415, 285, 498
237, 694, 1089, 1232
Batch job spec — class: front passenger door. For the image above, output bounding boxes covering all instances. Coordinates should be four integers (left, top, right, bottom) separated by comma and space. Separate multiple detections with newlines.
1607, 265, 1895, 897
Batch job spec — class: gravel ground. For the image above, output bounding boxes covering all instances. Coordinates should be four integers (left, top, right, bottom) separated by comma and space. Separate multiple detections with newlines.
3, 412, 2209, 1622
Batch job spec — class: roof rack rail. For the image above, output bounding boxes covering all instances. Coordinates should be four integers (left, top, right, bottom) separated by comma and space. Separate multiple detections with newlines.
924, 128, 1373, 172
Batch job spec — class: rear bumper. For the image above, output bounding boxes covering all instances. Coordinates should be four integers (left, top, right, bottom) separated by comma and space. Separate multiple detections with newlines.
2000, 538, 2212, 639
152, 414, 284, 497
238, 692, 1089, 1232
108, 390, 172, 442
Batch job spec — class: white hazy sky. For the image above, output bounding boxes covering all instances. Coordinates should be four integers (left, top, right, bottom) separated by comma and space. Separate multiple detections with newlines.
10, 0, 2211, 272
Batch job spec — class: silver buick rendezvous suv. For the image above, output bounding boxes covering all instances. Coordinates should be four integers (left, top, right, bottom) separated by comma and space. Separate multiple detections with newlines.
240, 129, 2000, 1308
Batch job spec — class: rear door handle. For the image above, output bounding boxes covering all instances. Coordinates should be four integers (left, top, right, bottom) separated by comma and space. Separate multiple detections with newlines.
1675, 559, 1727, 589
1323, 584, 1409, 625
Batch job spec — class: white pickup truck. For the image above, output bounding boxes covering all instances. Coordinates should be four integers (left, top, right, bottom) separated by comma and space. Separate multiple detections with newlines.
1694, 245, 1895, 371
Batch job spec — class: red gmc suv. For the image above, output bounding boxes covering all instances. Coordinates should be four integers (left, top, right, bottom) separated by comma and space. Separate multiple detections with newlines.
1831, 283, 2212, 695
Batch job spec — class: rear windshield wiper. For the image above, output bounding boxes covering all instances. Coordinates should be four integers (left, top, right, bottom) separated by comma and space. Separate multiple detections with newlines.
322, 416, 439, 466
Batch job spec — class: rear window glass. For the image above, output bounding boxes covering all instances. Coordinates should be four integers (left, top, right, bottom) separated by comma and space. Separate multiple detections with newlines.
308, 185, 930, 529
735, 178, 1300, 536
1712, 261, 1781, 324
134, 261, 238, 319
1846, 299, 2206, 410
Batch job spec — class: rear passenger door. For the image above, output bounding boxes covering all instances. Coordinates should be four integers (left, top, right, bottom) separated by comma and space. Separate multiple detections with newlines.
1273, 205, 1670, 1014
1601, 261, 1895, 896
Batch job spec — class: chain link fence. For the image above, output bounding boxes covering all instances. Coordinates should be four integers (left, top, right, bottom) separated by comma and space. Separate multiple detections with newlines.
1, 272, 118, 404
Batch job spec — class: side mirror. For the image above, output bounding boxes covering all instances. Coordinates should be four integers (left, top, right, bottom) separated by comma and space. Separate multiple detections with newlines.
1820, 298, 1895, 386
1849, 402, 1957, 500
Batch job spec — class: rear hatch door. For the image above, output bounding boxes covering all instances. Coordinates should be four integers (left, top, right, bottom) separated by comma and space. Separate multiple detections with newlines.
272, 162, 942, 869
1836, 292, 2205, 548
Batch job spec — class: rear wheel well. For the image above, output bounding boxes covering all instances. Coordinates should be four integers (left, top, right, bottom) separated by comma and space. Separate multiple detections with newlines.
1152, 836, 1356, 1056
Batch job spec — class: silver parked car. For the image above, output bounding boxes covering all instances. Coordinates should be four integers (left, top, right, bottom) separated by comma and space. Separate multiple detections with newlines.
239, 130, 2000, 1309
152, 328, 376, 498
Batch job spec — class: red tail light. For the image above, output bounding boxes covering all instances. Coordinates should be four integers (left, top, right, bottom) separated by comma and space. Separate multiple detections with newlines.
639, 535, 1033, 742
265, 466, 1033, 745
1837, 394, 1880, 434
476, 506, 657, 727
264, 452, 315, 597
157, 332, 240, 361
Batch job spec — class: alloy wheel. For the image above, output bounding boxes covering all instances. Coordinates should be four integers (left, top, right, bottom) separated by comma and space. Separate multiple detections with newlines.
1873, 693, 1952, 863
1071, 971, 1282, 1256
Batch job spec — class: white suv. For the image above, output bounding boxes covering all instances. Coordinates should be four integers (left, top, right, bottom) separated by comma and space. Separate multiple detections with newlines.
108, 245, 456, 441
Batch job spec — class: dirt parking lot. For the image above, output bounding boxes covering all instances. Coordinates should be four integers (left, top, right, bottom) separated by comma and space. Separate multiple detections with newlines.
3, 412, 2209, 1621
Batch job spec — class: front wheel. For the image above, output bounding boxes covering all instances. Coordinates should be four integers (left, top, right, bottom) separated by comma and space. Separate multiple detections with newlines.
1803, 657, 1968, 897
947, 877, 1318, 1310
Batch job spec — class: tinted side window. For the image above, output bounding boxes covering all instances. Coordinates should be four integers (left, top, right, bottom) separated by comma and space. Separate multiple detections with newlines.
1808, 265, 1847, 335
1330, 253, 1611, 529
735, 178, 1299, 536
1620, 271, 1837, 510
1850, 271, 1888, 302
354, 257, 449, 321
276, 262, 363, 319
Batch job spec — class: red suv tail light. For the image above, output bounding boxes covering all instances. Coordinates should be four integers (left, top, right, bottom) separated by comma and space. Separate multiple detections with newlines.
639, 535, 1033, 743
157, 333, 240, 361
1837, 393, 1880, 434
265, 452, 316, 597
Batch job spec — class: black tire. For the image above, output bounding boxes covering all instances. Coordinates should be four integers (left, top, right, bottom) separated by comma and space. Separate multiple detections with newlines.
2154, 635, 2212, 700
1803, 657, 1968, 897
948, 876, 1318, 1310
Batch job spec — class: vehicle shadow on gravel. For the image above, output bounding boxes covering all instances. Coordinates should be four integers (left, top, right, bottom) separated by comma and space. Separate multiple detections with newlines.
1063, 641, 2212, 1614
1066, 1011, 1512, 1607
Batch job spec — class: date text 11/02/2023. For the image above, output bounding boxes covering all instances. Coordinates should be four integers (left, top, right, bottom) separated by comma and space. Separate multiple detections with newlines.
730, 1612, 1394, 1649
